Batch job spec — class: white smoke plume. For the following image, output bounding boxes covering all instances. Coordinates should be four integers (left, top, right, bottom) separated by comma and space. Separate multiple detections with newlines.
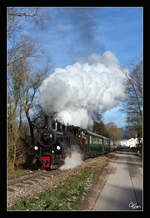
59, 150, 83, 170
38, 51, 128, 128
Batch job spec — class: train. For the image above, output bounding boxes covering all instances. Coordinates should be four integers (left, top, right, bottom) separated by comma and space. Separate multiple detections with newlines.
32, 113, 117, 170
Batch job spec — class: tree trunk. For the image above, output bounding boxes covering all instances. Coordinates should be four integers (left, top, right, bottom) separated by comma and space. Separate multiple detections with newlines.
19, 102, 23, 130
13, 142, 16, 170
25, 109, 35, 146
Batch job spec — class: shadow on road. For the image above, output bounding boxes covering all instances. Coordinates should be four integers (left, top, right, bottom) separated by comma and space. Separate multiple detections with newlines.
98, 184, 143, 211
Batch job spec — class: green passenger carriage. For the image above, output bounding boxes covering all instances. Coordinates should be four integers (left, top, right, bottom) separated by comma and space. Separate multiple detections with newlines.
84, 130, 111, 158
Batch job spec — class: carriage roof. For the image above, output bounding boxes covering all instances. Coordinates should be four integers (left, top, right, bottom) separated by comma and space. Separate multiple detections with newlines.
86, 130, 110, 140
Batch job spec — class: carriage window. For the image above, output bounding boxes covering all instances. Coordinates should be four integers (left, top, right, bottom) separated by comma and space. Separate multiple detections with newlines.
99, 138, 102, 144
93, 137, 98, 144
90, 136, 92, 144
104, 140, 108, 145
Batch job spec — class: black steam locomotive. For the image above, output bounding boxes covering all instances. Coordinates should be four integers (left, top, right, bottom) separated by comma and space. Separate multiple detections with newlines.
32, 112, 115, 170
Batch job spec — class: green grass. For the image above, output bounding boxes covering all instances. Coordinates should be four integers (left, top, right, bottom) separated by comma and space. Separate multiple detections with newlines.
8, 160, 108, 211
8, 169, 31, 179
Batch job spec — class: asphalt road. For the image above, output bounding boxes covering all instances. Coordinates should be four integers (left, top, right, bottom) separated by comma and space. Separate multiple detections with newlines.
92, 149, 143, 211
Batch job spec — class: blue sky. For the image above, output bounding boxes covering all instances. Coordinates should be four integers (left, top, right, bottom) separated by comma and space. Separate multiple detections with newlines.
21, 7, 143, 128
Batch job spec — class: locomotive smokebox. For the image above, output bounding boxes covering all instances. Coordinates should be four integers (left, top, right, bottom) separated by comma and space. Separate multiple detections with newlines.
39, 129, 56, 147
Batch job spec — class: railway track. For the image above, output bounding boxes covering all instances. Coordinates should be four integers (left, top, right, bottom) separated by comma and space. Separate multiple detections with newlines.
8, 169, 56, 186
7, 168, 68, 207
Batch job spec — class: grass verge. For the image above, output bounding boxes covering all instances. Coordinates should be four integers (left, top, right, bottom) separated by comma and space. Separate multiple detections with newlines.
8, 159, 108, 211
8, 169, 31, 179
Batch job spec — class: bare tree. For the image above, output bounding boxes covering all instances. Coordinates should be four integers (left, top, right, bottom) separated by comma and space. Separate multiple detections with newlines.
123, 60, 143, 138
93, 121, 109, 137
7, 7, 49, 38
8, 35, 50, 141
105, 122, 123, 141
7, 8, 51, 169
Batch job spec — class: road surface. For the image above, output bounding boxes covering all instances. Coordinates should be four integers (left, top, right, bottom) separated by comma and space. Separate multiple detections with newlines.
92, 149, 143, 211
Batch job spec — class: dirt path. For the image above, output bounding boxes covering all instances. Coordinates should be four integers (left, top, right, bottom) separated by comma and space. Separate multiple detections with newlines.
91, 151, 143, 211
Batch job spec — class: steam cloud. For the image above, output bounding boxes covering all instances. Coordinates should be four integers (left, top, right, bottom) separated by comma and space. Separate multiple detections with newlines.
38, 51, 128, 128
60, 150, 83, 170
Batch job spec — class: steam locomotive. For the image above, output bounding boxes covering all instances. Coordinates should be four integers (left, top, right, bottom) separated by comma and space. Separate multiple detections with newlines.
32, 113, 116, 170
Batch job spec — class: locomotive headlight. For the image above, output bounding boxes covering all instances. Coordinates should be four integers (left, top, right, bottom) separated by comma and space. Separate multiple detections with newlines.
56, 145, 61, 150
34, 146, 38, 150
